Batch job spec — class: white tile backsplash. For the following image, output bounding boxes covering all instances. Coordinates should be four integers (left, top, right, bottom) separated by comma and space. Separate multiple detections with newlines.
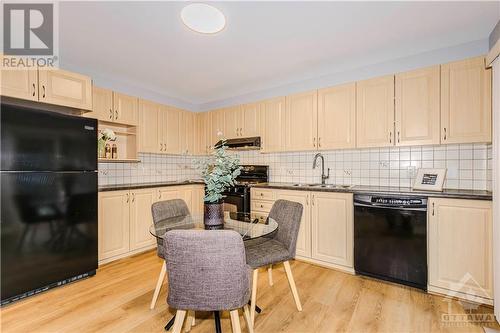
98, 144, 493, 191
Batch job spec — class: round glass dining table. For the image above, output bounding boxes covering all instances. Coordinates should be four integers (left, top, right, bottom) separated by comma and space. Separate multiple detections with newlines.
149, 212, 278, 241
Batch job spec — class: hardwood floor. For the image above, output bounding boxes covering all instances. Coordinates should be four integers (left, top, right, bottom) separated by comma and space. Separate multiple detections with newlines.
1, 250, 498, 333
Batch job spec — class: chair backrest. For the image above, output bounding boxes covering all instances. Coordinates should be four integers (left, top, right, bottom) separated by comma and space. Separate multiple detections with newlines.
163, 230, 250, 311
268, 199, 304, 257
151, 199, 190, 259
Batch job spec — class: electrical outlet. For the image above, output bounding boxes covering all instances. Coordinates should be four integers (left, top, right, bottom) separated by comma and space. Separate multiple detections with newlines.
343, 169, 352, 176
379, 161, 389, 168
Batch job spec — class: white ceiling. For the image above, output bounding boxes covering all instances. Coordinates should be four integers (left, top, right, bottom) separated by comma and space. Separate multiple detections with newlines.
59, 1, 500, 110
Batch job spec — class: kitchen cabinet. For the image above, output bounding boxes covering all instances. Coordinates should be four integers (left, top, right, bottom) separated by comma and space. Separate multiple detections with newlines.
428, 198, 493, 304
224, 106, 242, 139
196, 112, 212, 155
210, 109, 226, 145
356, 75, 395, 148
311, 192, 353, 268
225, 103, 261, 139
0, 58, 38, 101
276, 191, 312, 258
89, 86, 114, 121
441, 57, 492, 144
260, 97, 286, 153
98, 190, 130, 261
38, 68, 93, 110
129, 188, 156, 251
395, 66, 440, 146
161, 106, 181, 154
284, 90, 318, 151
138, 99, 161, 153
180, 110, 196, 155
113, 92, 138, 126
317, 83, 356, 150
192, 186, 205, 215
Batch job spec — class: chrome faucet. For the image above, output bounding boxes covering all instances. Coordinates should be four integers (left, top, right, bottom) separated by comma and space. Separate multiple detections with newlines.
312, 153, 330, 185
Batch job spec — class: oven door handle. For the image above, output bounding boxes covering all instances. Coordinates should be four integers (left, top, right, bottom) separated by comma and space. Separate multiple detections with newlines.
354, 202, 427, 212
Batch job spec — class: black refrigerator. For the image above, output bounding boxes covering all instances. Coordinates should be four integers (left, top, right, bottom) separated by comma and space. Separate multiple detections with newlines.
1, 103, 98, 305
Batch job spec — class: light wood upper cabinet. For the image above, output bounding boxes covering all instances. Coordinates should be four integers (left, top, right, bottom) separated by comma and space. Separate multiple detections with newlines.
241, 102, 261, 137
164, 106, 181, 154
260, 97, 285, 153
98, 191, 130, 261
441, 57, 492, 144
38, 68, 92, 110
87, 86, 114, 121
138, 99, 160, 153
284, 90, 318, 151
317, 83, 356, 150
275, 190, 311, 258
180, 110, 196, 155
356, 75, 395, 148
0, 61, 38, 101
129, 189, 156, 251
395, 66, 440, 146
113, 92, 138, 126
311, 192, 353, 268
224, 106, 242, 139
196, 112, 212, 155
210, 109, 226, 145
428, 198, 493, 303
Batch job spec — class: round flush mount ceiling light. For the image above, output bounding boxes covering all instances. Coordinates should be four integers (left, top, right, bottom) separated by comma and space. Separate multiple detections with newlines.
181, 3, 226, 34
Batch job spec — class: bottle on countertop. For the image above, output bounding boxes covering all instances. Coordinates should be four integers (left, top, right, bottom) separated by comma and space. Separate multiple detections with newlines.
112, 144, 118, 159
105, 143, 111, 159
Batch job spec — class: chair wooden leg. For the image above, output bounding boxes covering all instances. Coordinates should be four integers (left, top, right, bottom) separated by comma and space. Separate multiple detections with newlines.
243, 305, 254, 333
250, 269, 259, 327
230, 309, 242, 333
150, 261, 167, 309
171, 310, 186, 333
185, 310, 195, 332
283, 261, 302, 312
267, 265, 273, 286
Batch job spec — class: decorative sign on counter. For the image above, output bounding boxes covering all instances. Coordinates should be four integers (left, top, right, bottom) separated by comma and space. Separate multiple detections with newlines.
412, 168, 447, 192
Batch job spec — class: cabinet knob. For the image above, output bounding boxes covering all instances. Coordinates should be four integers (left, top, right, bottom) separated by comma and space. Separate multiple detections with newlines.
389, 131, 392, 144
115, 110, 118, 119
313, 137, 316, 147
397, 131, 400, 143
42, 85, 46, 98
443, 128, 447, 141
32, 83, 36, 96
109, 109, 113, 119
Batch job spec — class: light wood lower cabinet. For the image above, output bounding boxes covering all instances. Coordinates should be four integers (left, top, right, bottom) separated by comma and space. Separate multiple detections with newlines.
99, 184, 204, 264
428, 198, 493, 304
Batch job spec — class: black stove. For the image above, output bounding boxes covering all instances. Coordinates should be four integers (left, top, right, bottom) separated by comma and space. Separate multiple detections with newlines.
222, 165, 268, 213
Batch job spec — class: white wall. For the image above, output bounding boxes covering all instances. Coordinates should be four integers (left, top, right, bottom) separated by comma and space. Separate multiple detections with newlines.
492, 57, 500, 321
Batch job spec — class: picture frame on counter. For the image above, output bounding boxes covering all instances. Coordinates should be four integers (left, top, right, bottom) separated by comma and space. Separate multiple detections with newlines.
412, 168, 447, 192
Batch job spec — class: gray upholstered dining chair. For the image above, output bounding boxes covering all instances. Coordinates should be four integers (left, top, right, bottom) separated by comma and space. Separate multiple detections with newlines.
163, 230, 253, 333
244, 199, 304, 327
150, 199, 191, 310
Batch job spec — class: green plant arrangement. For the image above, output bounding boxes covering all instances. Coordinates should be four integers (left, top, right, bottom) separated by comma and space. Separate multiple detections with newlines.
196, 141, 242, 203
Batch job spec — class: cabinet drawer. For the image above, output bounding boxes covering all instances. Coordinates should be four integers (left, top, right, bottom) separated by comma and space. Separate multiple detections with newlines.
251, 211, 269, 224
251, 188, 275, 201
251, 200, 274, 212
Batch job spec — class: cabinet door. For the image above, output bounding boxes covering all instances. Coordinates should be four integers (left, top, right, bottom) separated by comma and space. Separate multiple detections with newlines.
275, 190, 311, 258
224, 106, 241, 139
180, 187, 193, 212
317, 83, 356, 150
138, 99, 160, 153
0, 61, 38, 101
395, 66, 440, 146
180, 111, 196, 155
113, 92, 138, 126
157, 187, 181, 202
260, 97, 285, 153
129, 189, 156, 250
284, 91, 318, 151
38, 68, 92, 110
98, 191, 130, 260
191, 186, 205, 215
311, 192, 353, 268
441, 57, 492, 144
210, 109, 226, 145
428, 198, 493, 301
86, 86, 113, 121
195, 112, 210, 155
164, 106, 181, 154
241, 102, 261, 137
356, 75, 395, 148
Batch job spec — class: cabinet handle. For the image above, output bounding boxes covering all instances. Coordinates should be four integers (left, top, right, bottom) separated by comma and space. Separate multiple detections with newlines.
318, 137, 321, 148
312, 195, 315, 206
115, 110, 118, 119
313, 137, 316, 147
397, 131, 400, 143
260, 193, 263, 196
158, 191, 161, 199
132, 193, 135, 202
32, 83, 36, 96
109, 109, 113, 119
126, 193, 129, 203
432, 202, 435, 216
42, 85, 46, 98
443, 128, 447, 141
306, 195, 309, 206
389, 131, 392, 144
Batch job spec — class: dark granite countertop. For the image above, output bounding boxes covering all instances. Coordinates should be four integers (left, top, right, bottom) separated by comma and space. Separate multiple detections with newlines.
99, 180, 204, 192
251, 183, 492, 200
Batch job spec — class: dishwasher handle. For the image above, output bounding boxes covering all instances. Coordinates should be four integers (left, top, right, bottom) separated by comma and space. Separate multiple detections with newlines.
354, 202, 428, 212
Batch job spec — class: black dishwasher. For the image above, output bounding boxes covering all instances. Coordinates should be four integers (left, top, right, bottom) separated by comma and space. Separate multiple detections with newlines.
354, 194, 427, 290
